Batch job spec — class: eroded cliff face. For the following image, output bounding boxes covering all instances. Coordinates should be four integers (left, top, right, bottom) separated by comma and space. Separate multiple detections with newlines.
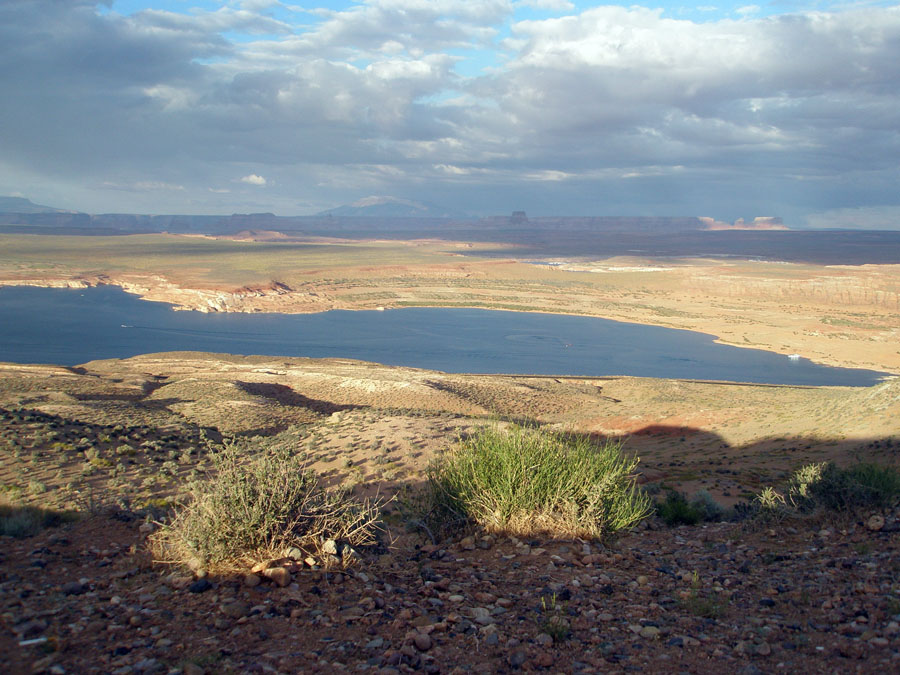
689, 269, 899, 309
115, 277, 334, 313
0, 275, 335, 313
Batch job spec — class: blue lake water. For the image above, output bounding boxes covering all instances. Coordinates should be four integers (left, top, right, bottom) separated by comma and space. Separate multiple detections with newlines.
0, 285, 890, 386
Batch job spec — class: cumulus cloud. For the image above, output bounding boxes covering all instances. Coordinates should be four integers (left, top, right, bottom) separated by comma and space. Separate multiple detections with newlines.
514, 0, 575, 10
240, 174, 267, 185
0, 0, 898, 221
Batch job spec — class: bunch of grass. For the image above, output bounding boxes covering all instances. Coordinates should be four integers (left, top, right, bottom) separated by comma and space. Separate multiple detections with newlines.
418, 423, 650, 540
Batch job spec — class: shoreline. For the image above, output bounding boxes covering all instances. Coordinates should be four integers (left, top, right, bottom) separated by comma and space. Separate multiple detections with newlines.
1, 275, 897, 377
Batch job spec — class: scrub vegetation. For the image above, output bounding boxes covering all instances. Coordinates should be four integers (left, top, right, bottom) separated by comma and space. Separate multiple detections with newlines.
412, 423, 651, 540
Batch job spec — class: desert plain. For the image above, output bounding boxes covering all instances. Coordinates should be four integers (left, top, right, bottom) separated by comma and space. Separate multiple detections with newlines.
1, 229, 899, 674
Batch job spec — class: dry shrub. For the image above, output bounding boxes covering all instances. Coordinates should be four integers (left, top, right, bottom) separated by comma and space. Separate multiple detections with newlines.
150, 441, 381, 573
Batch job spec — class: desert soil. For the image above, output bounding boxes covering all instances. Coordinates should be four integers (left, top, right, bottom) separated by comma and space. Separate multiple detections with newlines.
2, 507, 899, 674
0, 354, 898, 672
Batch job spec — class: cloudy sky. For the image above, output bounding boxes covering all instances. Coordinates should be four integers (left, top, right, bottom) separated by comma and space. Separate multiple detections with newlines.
1, 0, 898, 226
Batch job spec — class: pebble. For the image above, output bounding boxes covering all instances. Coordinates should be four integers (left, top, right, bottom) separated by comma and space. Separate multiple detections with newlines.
262, 566, 291, 587
413, 633, 432, 651
187, 579, 212, 593
507, 650, 527, 668
866, 515, 885, 532
220, 600, 250, 619
62, 581, 86, 595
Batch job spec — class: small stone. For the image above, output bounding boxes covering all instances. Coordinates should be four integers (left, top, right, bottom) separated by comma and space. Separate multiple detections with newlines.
322, 539, 339, 556
484, 633, 500, 646
243, 574, 261, 588
640, 626, 660, 639
413, 633, 432, 652
262, 566, 291, 587
636, 575, 649, 586
128, 614, 143, 627
533, 651, 554, 668
365, 637, 384, 650
866, 515, 885, 532
220, 600, 250, 619
61, 581, 86, 596
755, 641, 771, 656
535, 632, 553, 647
508, 650, 527, 669
182, 663, 205, 675
138, 522, 155, 534
188, 578, 212, 593
459, 536, 476, 551
284, 546, 304, 560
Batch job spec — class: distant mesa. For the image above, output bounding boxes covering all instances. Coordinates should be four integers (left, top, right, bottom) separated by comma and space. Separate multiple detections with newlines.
317, 196, 468, 219
700, 216, 788, 231
0, 196, 76, 214
510, 210, 528, 225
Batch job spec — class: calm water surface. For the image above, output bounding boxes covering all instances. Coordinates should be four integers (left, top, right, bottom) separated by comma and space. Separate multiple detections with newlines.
0, 286, 890, 386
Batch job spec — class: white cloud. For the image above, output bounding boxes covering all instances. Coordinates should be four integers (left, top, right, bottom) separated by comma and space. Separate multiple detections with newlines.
240, 174, 267, 185
514, 0, 574, 10
2, 1, 900, 220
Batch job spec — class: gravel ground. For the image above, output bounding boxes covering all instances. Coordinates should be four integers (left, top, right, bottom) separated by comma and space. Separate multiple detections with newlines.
2, 509, 899, 674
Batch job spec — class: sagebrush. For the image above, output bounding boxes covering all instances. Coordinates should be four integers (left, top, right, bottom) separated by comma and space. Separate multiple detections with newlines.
150, 442, 381, 573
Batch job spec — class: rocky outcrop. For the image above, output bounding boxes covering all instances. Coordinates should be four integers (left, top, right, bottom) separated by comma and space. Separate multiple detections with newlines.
690, 273, 899, 309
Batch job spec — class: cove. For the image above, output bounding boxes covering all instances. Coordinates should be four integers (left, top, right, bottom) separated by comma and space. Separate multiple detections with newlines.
0, 285, 890, 386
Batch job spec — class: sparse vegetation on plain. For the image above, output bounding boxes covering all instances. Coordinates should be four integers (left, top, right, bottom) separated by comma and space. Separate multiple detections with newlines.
414, 423, 651, 540
1, 355, 899, 674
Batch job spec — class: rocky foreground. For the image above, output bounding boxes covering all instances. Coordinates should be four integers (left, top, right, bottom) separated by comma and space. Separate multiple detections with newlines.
2, 507, 898, 674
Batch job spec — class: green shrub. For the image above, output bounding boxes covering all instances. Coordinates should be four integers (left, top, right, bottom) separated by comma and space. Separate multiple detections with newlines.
657, 491, 704, 526
756, 461, 900, 519
806, 462, 900, 510
416, 424, 650, 540
150, 442, 381, 573
0, 504, 79, 538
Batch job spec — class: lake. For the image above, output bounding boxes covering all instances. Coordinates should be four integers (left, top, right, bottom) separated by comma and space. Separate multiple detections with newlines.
0, 285, 890, 386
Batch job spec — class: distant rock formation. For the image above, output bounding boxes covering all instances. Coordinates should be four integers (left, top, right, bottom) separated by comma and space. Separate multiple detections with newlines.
700, 216, 788, 231
317, 196, 468, 219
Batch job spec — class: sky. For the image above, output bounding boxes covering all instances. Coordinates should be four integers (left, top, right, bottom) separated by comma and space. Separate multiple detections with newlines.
1, 1, 899, 227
